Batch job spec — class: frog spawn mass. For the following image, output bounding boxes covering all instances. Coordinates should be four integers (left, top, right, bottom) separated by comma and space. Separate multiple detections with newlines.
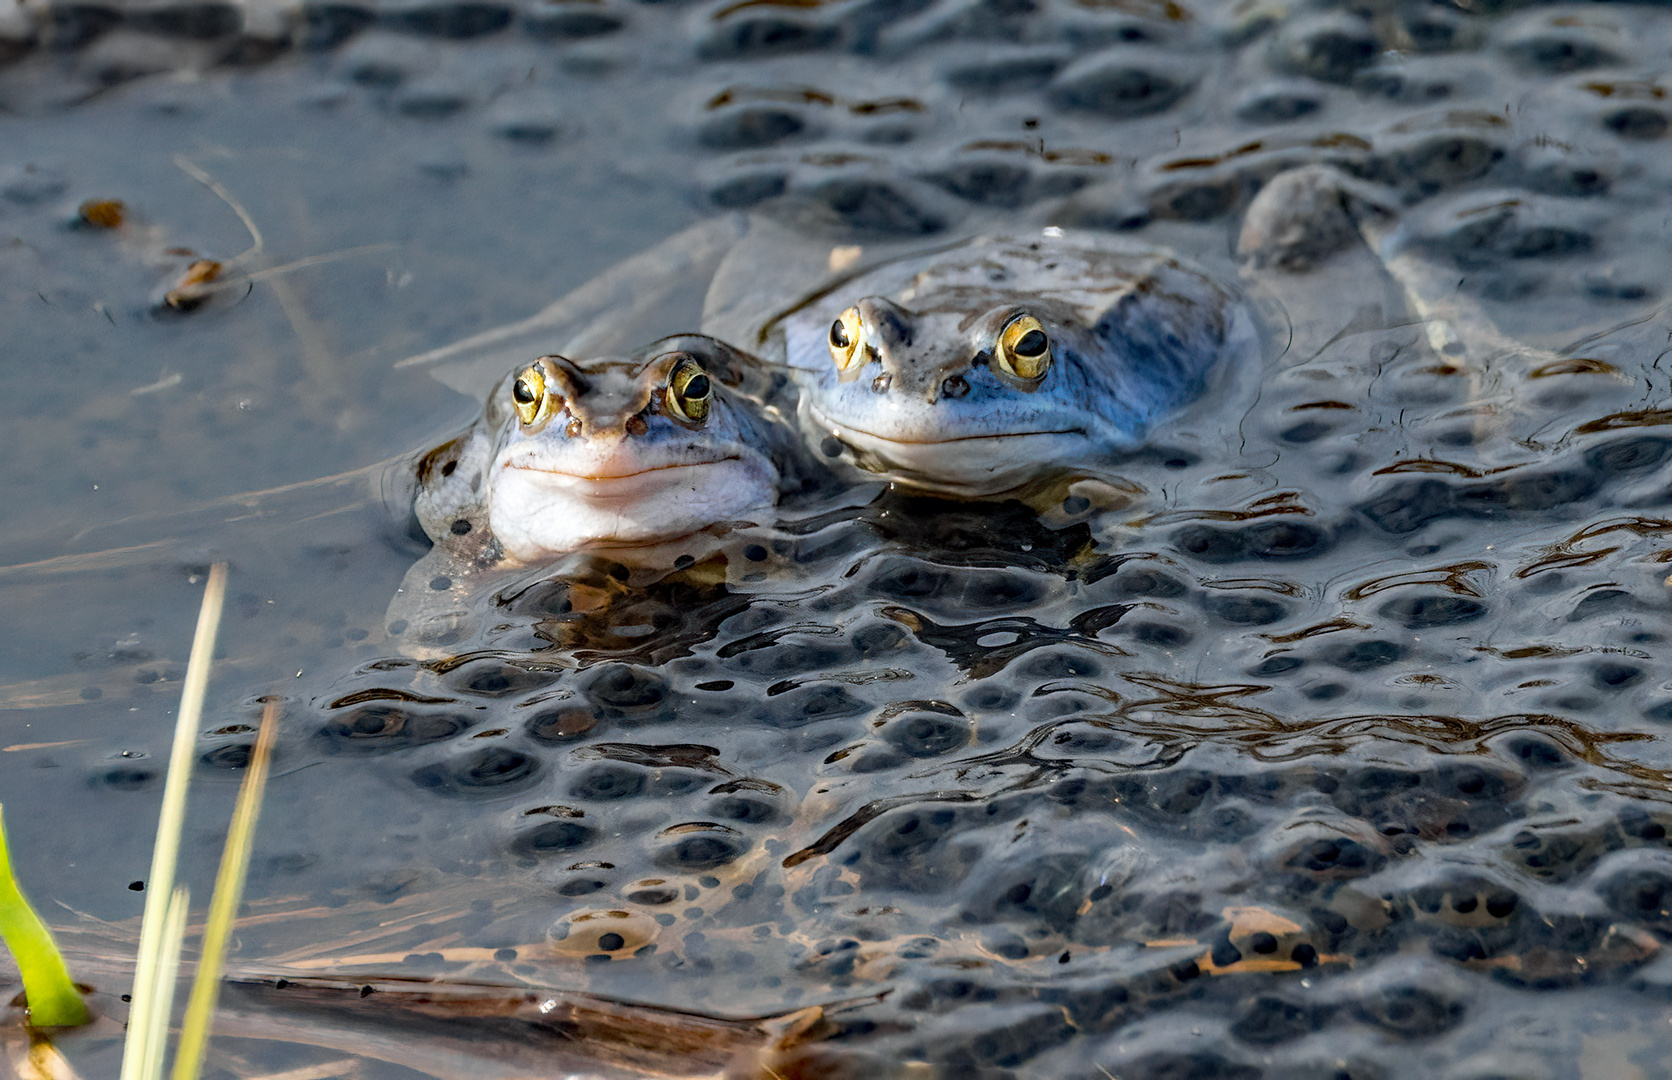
319, 168, 1672, 1079
312, 473, 1672, 1080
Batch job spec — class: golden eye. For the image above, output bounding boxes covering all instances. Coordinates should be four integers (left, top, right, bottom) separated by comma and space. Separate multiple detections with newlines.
995, 314, 1051, 382
511, 363, 548, 427
665, 356, 712, 425
828, 307, 865, 372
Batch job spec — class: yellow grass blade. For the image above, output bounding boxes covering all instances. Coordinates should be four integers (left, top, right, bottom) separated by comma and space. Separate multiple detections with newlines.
140, 888, 191, 1080
121, 564, 227, 1080
171, 699, 280, 1080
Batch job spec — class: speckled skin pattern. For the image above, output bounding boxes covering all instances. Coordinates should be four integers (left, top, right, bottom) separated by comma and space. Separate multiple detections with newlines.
779, 231, 1254, 495
413, 337, 784, 561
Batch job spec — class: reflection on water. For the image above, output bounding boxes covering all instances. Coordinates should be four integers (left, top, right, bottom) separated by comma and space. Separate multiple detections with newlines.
7, 0, 1672, 1075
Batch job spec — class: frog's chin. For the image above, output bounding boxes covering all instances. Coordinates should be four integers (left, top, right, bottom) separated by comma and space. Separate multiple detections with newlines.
808, 408, 1095, 497
489, 456, 775, 562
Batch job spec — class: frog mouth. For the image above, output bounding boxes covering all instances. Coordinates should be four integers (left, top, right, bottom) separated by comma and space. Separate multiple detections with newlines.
807, 406, 1093, 495
504, 456, 744, 493
808, 406, 1087, 448
490, 451, 777, 561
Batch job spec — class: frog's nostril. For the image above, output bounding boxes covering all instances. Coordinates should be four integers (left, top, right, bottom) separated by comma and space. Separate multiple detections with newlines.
565, 418, 583, 438
941, 375, 970, 399
625, 415, 648, 437
872, 373, 893, 394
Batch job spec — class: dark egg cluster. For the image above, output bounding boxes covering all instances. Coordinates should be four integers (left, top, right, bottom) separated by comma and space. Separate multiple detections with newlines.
4, 0, 1664, 311
292, 395, 1672, 1070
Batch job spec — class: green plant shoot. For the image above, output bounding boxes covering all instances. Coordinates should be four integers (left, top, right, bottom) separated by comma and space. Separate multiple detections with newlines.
0, 802, 91, 1027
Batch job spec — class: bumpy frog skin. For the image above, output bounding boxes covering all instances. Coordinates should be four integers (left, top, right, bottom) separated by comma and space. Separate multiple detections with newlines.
414, 335, 783, 563
776, 231, 1256, 497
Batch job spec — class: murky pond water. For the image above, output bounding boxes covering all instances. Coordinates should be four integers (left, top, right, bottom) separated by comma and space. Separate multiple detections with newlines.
6, 0, 1672, 1076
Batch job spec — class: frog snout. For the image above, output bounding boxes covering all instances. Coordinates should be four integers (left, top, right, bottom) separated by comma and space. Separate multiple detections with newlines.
856, 296, 914, 350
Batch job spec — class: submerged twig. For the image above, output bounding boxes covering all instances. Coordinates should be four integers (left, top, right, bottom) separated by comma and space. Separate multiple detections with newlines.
168, 157, 365, 397
163, 245, 395, 307
173, 157, 262, 262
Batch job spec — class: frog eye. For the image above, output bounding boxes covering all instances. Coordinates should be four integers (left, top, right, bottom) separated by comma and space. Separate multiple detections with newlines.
995, 314, 1051, 382
511, 363, 550, 427
828, 307, 865, 372
665, 356, 712, 426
